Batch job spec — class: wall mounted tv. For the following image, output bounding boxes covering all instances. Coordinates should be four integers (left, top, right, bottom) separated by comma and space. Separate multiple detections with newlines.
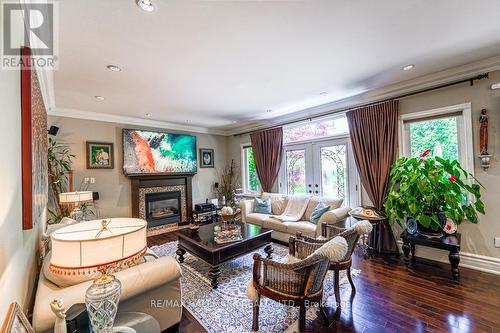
123, 129, 197, 175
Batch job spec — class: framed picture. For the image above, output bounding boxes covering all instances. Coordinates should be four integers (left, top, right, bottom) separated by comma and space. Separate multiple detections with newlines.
199, 148, 214, 168
21, 46, 48, 230
0, 302, 34, 333
86, 141, 114, 169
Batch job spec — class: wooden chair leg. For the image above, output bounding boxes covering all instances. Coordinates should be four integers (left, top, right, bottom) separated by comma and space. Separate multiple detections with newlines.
252, 303, 260, 332
347, 267, 356, 293
334, 270, 341, 308
299, 304, 306, 332
319, 303, 329, 326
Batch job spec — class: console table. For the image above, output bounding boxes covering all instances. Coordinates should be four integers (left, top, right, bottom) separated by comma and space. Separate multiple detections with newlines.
400, 231, 461, 280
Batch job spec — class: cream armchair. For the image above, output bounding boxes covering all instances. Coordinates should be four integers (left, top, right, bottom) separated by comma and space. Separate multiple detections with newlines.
33, 255, 182, 333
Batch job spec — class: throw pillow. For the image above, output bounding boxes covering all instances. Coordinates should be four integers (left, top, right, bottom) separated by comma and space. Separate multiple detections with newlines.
254, 198, 272, 214
310, 202, 330, 224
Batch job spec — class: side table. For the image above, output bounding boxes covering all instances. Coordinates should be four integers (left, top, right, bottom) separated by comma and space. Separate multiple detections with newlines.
400, 230, 461, 280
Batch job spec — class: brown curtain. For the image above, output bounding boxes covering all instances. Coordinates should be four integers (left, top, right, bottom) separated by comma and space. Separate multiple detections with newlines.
346, 100, 399, 254
250, 127, 284, 192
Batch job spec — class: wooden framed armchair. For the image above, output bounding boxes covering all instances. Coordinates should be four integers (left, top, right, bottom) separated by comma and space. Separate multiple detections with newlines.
247, 237, 348, 332
289, 220, 372, 308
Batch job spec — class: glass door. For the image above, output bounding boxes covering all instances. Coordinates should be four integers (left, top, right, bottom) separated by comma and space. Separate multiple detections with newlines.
280, 139, 359, 207
281, 144, 313, 195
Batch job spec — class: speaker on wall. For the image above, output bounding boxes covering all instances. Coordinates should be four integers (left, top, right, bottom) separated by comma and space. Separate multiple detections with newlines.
48, 125, 59, 136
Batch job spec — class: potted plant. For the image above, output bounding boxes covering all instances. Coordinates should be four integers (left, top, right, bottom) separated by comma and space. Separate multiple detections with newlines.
385, 150, 485, 236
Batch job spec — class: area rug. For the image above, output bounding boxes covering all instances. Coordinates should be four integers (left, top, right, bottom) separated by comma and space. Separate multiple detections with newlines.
151, 241, 360, 333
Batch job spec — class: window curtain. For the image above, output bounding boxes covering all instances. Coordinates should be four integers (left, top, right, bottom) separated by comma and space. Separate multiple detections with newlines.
250, 127, 284, 193
346, 100, 399, 254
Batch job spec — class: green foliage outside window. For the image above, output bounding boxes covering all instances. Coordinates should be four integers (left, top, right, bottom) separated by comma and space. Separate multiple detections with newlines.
246, 148, 260, 192
409, 117, 458, 161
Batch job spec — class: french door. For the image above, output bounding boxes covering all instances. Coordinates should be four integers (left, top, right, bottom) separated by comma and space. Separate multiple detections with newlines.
279, 138, 359, 207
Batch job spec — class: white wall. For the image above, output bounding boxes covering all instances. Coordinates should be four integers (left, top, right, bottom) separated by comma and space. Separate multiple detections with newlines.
0, 12, 42, 319
47, 116, 229, 218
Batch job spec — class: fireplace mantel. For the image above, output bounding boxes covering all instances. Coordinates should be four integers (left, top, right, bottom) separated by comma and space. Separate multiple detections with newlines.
130, 175, 193, 232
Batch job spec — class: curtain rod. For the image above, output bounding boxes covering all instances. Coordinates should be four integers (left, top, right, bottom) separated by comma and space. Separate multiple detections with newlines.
234, 72, 489, 137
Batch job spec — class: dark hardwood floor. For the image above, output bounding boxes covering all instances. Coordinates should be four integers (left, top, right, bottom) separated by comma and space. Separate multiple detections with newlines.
148, 232, 500, 333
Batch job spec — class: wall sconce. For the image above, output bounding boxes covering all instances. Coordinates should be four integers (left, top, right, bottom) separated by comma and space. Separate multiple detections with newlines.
478, 154, 492, 171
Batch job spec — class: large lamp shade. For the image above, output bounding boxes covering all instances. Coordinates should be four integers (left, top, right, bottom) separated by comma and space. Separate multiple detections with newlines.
50, 218, 147, 274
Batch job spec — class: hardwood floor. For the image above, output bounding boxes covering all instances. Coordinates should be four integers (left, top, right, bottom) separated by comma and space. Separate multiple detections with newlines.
149, 233, 500, 333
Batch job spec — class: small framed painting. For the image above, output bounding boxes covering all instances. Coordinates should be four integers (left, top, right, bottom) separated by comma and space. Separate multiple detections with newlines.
86, 141, 114, 169
199, 148, 214, 168
1, 302, 34, 333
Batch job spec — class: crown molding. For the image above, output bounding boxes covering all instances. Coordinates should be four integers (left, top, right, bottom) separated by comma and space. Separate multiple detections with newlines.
48, 108, 229, 136
227, 55, 500, 136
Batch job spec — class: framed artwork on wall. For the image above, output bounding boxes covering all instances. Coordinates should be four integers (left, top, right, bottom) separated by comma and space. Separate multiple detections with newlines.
0, 302, 34, 333
86, 141, 114, 169
21, 46, 48, 230
199, 148, 214, 168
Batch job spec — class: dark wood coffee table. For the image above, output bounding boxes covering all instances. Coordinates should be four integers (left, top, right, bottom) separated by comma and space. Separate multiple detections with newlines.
176, 223, 273, 289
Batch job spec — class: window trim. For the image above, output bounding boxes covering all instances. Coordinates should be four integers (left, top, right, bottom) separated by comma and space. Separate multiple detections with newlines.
398, 102, 474, 175
241, 143, 260, 195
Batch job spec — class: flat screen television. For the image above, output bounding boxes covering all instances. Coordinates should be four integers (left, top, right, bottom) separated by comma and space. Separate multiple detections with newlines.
123, 129, 197, 175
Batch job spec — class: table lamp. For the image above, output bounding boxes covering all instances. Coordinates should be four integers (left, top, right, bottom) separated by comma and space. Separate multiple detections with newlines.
59, 191, 93, 222
50, 218, 147, 333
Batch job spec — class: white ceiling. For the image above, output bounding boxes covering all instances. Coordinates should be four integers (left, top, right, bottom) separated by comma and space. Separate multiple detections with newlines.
54, 0, 500, 132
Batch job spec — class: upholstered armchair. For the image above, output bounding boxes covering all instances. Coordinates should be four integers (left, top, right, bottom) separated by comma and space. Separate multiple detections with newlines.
247, 237, 348, 332
289, 220, 372, 308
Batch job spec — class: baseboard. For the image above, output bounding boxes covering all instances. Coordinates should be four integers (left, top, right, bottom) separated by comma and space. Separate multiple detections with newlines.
396, 240, 500, 275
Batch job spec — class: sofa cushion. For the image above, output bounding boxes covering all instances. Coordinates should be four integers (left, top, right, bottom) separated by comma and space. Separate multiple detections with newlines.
283, 221, 317, 238
245, 213, 269, 226
254, 198, 272, 214
303, 196, 343, 221
310, 202, 330, 224
262, 192, 288, 215
263, 217, 288, 233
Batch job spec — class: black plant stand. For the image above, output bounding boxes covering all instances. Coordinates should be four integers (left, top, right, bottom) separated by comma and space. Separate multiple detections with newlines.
401, 231, 461, 280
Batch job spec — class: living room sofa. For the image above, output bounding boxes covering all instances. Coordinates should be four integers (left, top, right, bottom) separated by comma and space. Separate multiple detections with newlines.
32, 252, 182, 333
240, 192, 351, 242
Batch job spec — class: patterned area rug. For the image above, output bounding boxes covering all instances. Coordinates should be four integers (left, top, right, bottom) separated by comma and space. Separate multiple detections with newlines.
151, 241, 359, 333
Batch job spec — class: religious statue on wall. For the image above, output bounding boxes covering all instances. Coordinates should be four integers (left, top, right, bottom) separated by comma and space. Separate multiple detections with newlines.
479, 108, 489, 155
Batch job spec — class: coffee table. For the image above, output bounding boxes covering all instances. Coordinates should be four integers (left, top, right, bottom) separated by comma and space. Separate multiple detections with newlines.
176, 223, 273, 289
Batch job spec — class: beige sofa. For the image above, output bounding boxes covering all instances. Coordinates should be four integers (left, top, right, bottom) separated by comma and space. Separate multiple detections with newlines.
33, 253, 182, 333
240, 193, 351, 243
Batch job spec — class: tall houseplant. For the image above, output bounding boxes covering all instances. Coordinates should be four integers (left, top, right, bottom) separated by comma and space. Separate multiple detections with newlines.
216, 159, 240, 207
47, 137, 74, 224
385, 150, 485, 233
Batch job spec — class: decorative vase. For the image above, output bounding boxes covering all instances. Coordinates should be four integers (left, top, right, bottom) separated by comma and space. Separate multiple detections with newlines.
85, 274, 122, 333
415, 211, 447, 237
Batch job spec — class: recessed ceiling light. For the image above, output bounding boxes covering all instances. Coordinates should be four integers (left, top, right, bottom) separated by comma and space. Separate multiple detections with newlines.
94, 96, 105, 101
266, 109, 272, 113
107, 65, 121, 72
402, 64, 415, 71
232, 121, 237, 123
136, 0, 155, 12
145, 113, 152, 117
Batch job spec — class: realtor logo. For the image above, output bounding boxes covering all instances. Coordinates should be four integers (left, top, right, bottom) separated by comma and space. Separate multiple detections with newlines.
1, 0, 58, 69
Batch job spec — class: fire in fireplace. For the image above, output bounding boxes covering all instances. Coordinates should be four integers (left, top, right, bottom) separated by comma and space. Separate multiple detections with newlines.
145, 191, 181, 227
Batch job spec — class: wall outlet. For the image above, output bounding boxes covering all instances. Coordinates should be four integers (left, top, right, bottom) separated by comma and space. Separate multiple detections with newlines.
90, 177, 96, 184
495, 237, 500, 248
84, 177, 90, 184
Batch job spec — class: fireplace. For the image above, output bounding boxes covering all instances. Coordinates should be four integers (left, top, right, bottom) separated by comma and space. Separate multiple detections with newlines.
145, 191, 181, 227
130, 175, 193, 236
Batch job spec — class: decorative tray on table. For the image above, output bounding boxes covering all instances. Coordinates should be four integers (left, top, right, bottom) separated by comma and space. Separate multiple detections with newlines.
214, 224, 242, 244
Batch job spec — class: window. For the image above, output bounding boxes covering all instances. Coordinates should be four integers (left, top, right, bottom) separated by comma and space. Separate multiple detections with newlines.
283, 115, 349, 144
400, 103, 473, 173
241, 145, 260, 194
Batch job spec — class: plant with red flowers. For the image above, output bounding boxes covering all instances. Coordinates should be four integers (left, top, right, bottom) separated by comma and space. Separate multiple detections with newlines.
385, 154, 485, 231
